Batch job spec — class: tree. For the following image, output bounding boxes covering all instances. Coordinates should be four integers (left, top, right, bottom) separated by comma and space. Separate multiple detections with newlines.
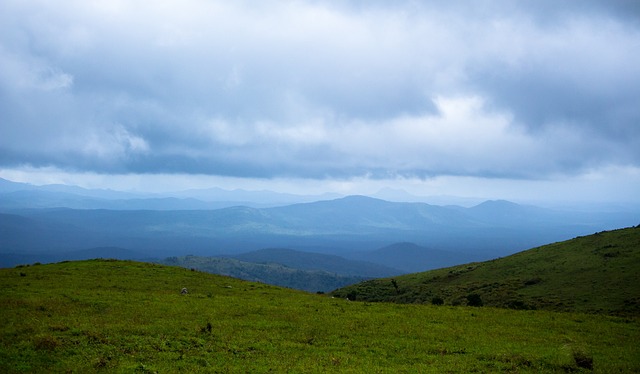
466, 293, 483, 307
391, 279, 399, 294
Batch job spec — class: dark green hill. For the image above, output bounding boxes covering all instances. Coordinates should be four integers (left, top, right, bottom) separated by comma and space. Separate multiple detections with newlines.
231, 247, 401, 277
1, 259, 638, 372
332, 226, 640, 316
159, 255, 368, 292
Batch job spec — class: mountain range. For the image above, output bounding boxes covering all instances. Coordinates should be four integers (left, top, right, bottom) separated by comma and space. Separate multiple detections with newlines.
0, 177, 339, 209
1, 178, 638, 278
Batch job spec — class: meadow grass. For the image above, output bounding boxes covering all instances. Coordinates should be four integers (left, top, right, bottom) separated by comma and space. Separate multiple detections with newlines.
1, 259, 638, 372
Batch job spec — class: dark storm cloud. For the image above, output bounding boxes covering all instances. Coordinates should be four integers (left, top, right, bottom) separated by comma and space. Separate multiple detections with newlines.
0, 0, 638, 181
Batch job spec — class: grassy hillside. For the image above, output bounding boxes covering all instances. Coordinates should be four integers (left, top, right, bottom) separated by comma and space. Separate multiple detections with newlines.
1, 259, 638, 372
332, 226, 640, 316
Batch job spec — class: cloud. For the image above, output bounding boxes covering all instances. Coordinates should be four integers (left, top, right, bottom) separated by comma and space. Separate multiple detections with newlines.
0, 0, 638, 183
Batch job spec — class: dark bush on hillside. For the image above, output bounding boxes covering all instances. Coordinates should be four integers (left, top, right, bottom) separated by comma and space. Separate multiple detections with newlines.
431, 296, 444, 305
466, 293, 483, 307
200, 322, 212, 334
507, 300, 535, 310
572, 349, 594, 370
34, 335, 61, 351
391, 279, 399, 294
346, 291, 357, 301
524, 277, 542, 286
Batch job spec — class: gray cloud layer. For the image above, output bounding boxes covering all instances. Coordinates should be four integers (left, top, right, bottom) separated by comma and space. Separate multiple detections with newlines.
1, 0, 639, 181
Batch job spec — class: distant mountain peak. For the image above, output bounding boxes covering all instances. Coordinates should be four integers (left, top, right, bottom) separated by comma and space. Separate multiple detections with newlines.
338, 195, 386, 202
474, 199, 519, 208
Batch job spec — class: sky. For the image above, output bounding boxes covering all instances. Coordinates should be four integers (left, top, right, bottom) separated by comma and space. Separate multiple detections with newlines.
1, 0, 639, 205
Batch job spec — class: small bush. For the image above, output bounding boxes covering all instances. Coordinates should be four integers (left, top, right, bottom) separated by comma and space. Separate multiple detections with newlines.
94, 355, 113, 369
391, 279, 399, 294
49, 324, 70, 332
603, 251, 620, 258
573, 348, 594, 370
507, 300, 535, 310
431, 296, 444, 305
466, 293, 483, 307
200, 322, 212, 334
524, 277, 542, 286
33, 335, 61, 351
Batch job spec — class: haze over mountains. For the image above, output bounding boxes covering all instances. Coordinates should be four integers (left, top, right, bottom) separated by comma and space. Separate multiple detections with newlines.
1, 178, 638, 285
0, 178, 340, 210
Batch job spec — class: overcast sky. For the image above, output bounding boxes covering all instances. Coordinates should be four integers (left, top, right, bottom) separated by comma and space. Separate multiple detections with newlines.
1, 0, 639, 204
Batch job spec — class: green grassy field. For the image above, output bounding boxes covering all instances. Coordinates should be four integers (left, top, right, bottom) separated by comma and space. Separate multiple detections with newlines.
332, 226, 640, 316
1, 259, 638, 372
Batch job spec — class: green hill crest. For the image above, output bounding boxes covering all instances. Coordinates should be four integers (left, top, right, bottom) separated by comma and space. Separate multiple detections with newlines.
332, 226, 640, 316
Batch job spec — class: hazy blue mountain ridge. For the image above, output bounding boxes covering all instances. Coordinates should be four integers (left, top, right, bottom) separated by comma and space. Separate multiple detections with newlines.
360, 242, 484, 273
0, 178, 340, 209
2, 179, 639, 273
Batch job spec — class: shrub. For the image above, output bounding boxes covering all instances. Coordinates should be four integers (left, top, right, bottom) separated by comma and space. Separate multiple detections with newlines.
466, 293, 483, 307
524, 277, 542, 286
507, 300, 534, 310
33, 335, 61, 351
431, 296, 444, 305
573, 348, 594, 370
391, 279, 399, 294
200, 322, 213, 334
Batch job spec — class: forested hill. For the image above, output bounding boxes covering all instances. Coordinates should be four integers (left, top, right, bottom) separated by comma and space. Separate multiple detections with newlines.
158, 255, 374, 293
332, 226, 640, 316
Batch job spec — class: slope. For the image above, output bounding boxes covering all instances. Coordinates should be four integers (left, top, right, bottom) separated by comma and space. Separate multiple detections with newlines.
332, 226, 640, 316
1, 259, 638, 372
